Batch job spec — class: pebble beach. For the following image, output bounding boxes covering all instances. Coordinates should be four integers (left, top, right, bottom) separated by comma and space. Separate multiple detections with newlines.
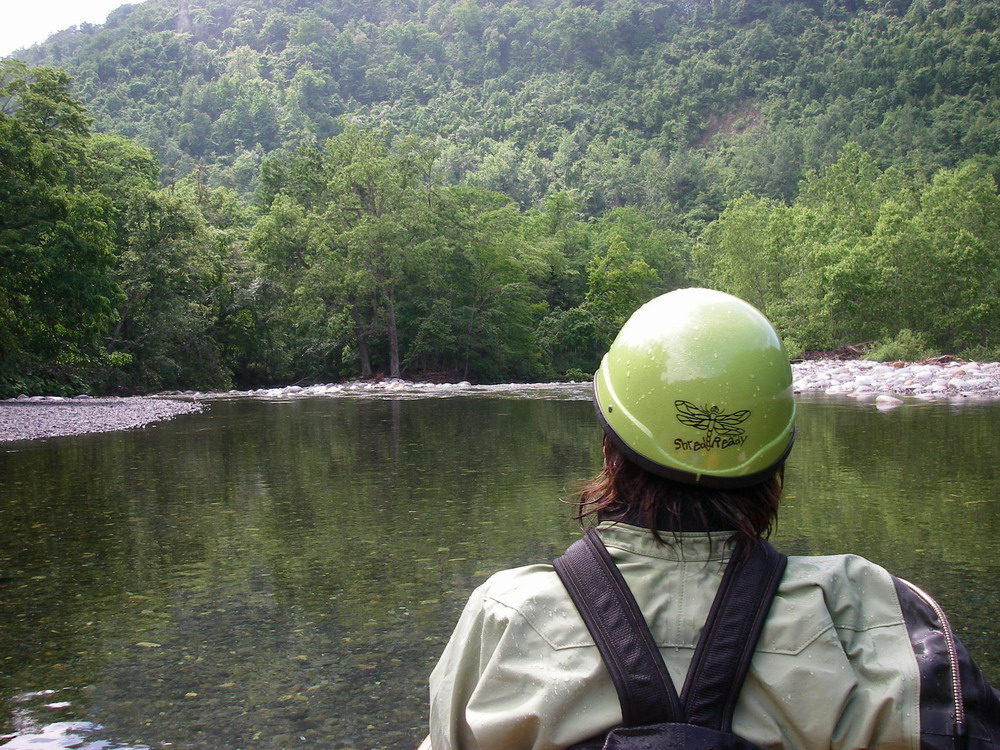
0, 396, 204, 444
2, 359, 999, 444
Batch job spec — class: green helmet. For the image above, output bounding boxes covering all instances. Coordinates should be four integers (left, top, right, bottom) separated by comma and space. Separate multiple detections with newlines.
593, 288, 795, 488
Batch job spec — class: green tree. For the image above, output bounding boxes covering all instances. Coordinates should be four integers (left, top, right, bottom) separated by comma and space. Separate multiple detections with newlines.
423, 186, 540, 381
695, 194, 795, 315
585, 235, 657, 345
878, 163, 1000, 356
0, 61, 119, 395
107, 188, 229, 391
246, 193, 325, 379
534, 306, 602, 379
523, 191, 593, 313
319, 127, 437, 379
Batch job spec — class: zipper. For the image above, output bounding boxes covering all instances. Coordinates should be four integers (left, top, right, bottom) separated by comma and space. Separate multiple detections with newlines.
900, 578, 968, 749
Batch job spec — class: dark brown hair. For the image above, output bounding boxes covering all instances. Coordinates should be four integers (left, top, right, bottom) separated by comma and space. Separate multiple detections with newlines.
572, 436, 783, 549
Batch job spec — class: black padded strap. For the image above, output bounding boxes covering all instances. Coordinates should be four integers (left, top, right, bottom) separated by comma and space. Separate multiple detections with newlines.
681, 539, 788, 730
554, 530, 787, 731
554, 529, 682, 725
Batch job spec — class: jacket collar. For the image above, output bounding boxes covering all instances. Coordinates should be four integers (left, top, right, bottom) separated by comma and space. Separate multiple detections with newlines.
594, 521, 736, 562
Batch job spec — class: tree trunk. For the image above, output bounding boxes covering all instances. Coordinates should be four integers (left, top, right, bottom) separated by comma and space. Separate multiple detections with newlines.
385, 287, 400, 378
354, 322, 372, 379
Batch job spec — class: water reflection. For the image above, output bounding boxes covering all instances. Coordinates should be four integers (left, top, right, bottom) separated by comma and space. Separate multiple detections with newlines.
1, 719, 140, 750
1, 393, 998, 748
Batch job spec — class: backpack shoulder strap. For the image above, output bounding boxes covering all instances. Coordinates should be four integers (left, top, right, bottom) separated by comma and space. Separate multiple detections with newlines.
554, 529, 787, 733
681, 539, 788, 731
553, 529, 682, 726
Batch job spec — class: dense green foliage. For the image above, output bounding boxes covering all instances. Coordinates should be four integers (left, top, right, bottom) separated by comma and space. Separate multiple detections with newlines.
1, 62, 122, 393
1, 61, 240, 394
3, 0, 1000, 395
17, 0, 1000, 216
697, 144, 1000, 358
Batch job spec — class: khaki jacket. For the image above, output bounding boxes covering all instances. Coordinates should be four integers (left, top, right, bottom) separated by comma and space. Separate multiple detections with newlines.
428, 522, 999, 749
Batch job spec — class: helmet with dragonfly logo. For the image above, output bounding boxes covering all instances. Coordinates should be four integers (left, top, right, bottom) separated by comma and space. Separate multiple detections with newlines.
593, 288, 795, 488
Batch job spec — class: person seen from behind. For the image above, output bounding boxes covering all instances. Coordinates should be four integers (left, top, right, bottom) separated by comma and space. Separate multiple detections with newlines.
425, 288, 1000, 749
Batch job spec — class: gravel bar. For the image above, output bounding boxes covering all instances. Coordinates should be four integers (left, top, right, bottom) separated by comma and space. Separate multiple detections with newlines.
0, 396, 204, 444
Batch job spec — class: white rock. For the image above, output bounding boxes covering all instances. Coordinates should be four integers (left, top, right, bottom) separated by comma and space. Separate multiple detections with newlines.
876, 394, 903, 404
876, 395, 903, 409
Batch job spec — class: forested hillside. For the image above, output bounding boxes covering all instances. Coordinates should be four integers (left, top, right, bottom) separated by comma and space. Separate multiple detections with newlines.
3, 0, 1000, 396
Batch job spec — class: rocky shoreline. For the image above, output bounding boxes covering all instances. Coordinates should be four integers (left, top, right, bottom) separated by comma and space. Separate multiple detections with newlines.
0, 396, 204, 444
791, 358, 1000, 404
2, 359, 999, 444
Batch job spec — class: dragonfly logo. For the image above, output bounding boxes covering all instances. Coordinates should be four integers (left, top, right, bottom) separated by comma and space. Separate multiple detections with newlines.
673, 401, 750, 451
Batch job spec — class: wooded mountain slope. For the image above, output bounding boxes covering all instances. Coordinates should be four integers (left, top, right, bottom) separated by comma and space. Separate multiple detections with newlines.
17, 0, 1000, 219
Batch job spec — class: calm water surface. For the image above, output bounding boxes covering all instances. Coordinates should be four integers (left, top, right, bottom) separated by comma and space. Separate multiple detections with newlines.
1, 390, 998, 749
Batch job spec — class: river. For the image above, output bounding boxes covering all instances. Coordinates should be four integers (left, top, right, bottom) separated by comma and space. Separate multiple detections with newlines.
1, 388, 998, 748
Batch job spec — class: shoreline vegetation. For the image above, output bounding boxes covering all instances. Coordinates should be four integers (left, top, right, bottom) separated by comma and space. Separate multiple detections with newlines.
4, 0, 1000, 401
2, 359, 999, 445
